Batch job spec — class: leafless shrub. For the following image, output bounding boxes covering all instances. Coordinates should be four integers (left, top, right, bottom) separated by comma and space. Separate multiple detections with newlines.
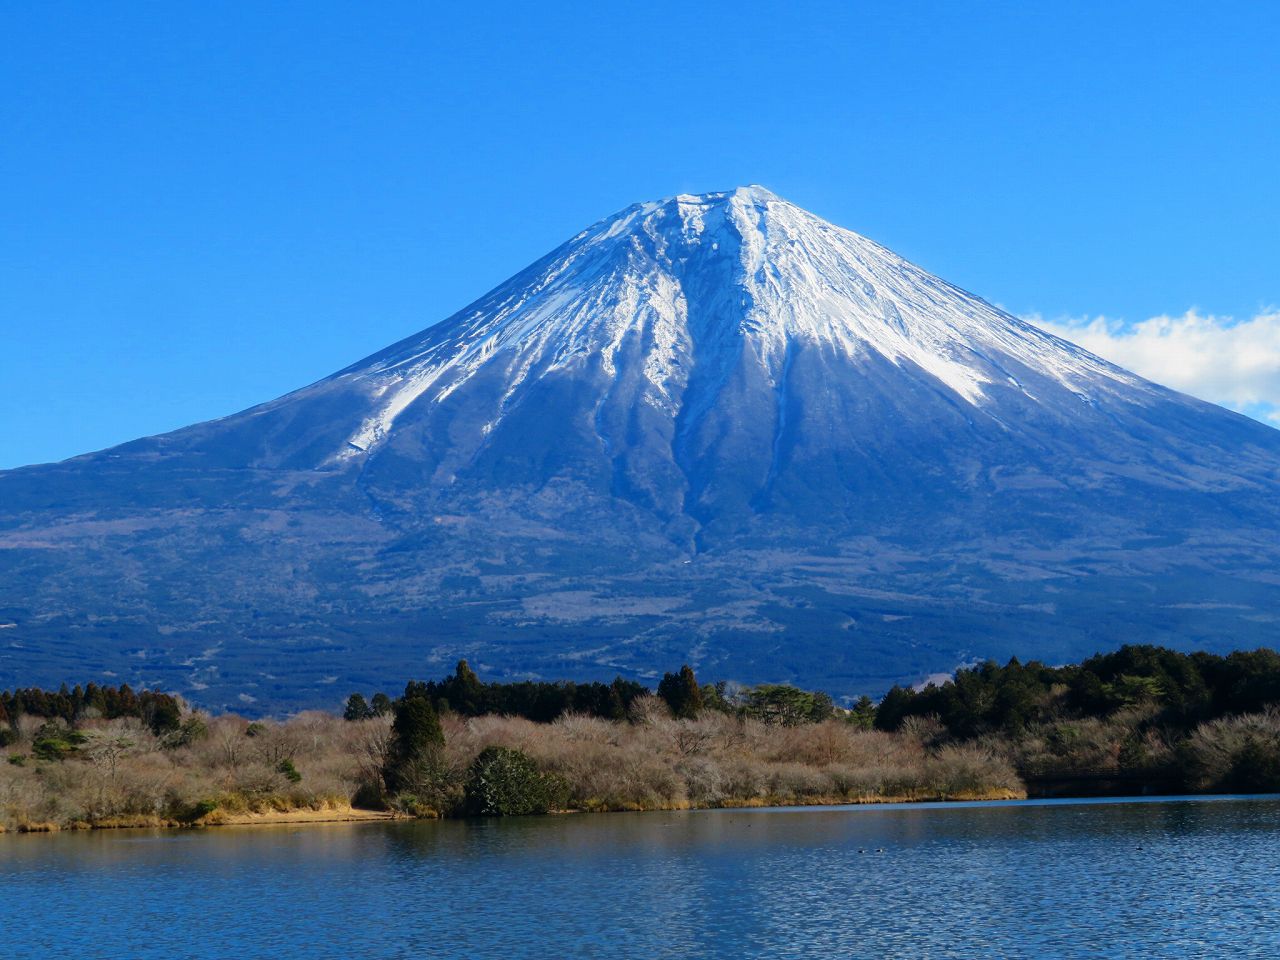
554, 712, 619, 744
669, 719, 716, 758
195, 715, 252, 771
627, 694, 671, 726
1, 692, 1044, 830
678, 756, 729, 805
827, 763, 884, 799
15, 714, 44, 742
348, 714, 394, 785
1182, 708, 1280, 790
251, 724, 301, 766
926, 744, 1021, 798
765, 762, 833, 799
899, 714, 947, 748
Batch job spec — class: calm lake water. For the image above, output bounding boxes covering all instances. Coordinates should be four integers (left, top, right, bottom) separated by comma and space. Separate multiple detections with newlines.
3, 796, 1279, 958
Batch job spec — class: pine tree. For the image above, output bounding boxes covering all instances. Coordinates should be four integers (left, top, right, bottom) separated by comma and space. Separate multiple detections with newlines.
849, 695, 877, 730
343, 692, 372, 721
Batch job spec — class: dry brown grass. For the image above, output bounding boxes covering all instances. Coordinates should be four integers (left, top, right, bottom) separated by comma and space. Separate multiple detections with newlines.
1181, 708, 1280, 790
1, 710, 368, 831
434, 712, 1023, 812
1, 706, 1030, 831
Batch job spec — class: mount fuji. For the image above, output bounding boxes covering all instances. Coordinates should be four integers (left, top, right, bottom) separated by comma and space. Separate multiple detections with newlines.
3, 186, 1279, 710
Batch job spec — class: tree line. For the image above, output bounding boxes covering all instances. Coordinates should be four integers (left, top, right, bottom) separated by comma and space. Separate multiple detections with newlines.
9, 643, 1280, 825
336, 644, 1280, 742
10, 645, 1280, 748
342, 662, 842, 730
873, 645, 1280, 739
350, 645, 1280, 809
0, 682, 182, 746
345, 662, 850, 815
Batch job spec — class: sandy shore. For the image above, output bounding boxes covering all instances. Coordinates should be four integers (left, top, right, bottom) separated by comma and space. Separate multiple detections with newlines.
206, 806, 400, 827
5, 805, 401, 833
6, 789, 1027, 834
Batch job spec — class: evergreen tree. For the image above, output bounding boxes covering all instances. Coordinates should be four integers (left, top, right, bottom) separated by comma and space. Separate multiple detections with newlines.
743, 684, 833, 725
383, 689, 445, 793
698, 680, 732, 714
84, 683, 104, 716
121, 684, 139, 715
874, 685, 915, 732
370, 692, 393, 717
848, 695, 877, 730
343, 692, 373, 721
450, 660, 485, 716
143, 693, 182, 735
611, 677, 646, 716
600, 683, 626, 721
657, 665, 703, 719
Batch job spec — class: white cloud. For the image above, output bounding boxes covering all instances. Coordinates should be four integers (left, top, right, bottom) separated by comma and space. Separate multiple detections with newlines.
1028, 310, 1280, 423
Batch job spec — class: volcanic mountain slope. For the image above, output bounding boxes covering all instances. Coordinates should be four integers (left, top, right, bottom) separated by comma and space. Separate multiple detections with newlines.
3, 186, 1279, 711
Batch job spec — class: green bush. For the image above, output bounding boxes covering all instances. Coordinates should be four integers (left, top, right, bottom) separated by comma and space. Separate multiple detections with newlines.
162, 716, 208, 749
31, 720, 86, 761
463, 746, 567, 816
173, 798, 219, 823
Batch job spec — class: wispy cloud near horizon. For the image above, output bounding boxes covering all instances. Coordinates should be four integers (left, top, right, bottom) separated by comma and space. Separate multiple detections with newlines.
1028, 310, 1280, 427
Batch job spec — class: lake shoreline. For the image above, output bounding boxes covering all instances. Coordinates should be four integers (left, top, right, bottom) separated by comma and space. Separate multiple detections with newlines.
2, 804, 400, 834
4, 787, 1029, 835
10, 785, 1278, 837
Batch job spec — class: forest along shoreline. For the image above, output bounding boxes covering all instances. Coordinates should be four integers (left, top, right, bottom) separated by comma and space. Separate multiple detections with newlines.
4, 644, 1280, 834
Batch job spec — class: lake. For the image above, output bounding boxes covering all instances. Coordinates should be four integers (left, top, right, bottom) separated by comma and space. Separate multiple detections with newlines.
2, 796, 1278, 958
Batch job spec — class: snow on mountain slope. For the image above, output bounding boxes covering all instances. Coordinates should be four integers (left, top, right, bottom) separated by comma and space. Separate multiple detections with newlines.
1, 186, 1278, 711
327, 185, 1147, 463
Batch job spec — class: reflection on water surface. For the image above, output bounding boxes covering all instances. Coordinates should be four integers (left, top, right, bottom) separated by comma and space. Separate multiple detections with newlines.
2, 795, 1278, 958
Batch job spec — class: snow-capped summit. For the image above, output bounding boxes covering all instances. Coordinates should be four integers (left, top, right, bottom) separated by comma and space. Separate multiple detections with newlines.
2, 187, 1278, 710
329, 185, 1141, 461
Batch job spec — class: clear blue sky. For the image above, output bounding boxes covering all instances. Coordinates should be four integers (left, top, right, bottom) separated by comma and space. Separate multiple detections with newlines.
3, 1, 1278, 468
